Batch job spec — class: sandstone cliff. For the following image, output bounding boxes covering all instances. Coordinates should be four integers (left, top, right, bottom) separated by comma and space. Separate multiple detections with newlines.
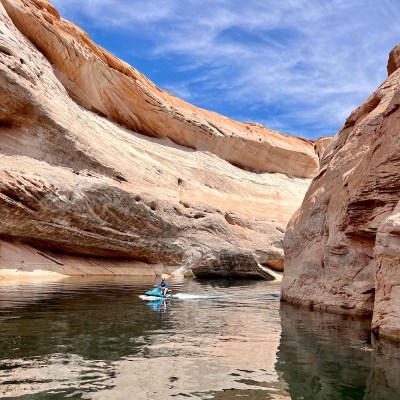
0, 0, 317, 279
282, 45, 400, 340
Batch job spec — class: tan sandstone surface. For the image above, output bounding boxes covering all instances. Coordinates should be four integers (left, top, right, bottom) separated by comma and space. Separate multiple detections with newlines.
314, 136, 334, 162
2, 0, 318, 179
0, 0, 317, 280
282, 45, 400, 339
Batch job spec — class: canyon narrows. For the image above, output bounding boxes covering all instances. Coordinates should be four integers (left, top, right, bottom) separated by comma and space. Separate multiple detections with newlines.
0, 0, 319, 280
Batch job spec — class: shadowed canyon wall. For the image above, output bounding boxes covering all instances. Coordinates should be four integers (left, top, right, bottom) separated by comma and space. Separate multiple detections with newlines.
282, 44, 400, 340
0, 0, 320, 279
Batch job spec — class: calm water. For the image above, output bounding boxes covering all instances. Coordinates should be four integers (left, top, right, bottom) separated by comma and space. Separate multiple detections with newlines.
0, 277, 400, 399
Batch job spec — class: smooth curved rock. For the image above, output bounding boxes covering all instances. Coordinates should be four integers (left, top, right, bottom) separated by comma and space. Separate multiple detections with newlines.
1, 0, 318, 179
282, 45, 400, 337
0, 0, 315, 279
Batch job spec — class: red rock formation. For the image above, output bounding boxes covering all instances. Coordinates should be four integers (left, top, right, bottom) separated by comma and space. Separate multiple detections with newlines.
282, 45, 400, 339
314, 136, 334, 162
0, 0, 317, 280
387, 44, 400, 76
2, 0, 318, 179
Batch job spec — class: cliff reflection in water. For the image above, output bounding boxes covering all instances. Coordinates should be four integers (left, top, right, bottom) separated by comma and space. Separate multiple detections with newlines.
365, 340, 400, 400
276, 302, 400, 400
0, 277, 287, 399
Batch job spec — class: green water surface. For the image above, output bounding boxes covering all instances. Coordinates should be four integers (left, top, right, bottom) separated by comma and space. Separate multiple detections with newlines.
0, 277, 399, 399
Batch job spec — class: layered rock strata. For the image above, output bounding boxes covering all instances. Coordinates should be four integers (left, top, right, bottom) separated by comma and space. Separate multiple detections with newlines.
1, 0, 318, 179
0, 0, 317, 279
282, 45, 400, 339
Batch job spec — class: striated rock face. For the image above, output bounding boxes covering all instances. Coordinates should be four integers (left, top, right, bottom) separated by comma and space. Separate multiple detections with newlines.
2, 0, 318, 179
0, 0, 316, 279
282, 45, 400, 338
373, 202, 400, 339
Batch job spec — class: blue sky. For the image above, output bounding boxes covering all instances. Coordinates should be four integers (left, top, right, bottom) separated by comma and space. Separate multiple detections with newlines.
52, 0, 400, 139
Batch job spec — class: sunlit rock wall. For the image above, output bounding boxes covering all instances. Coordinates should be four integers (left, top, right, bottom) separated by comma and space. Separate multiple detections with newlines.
0, 0, 318, 279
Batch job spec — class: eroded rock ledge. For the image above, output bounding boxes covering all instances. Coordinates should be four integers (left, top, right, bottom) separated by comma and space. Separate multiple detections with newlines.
282, 44, 400, 340
0, 0, 316, 280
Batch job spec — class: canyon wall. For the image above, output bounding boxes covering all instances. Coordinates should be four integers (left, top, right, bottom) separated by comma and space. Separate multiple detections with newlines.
0, 0, 318, 280
282, 45, 400, 339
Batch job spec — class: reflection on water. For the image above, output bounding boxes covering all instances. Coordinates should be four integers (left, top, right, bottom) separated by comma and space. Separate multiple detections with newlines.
0, 277, 285, 399
365, 340, 400, 400
276, 303, 400, 400
2, 278, 400, 399
146, 298, 169, 314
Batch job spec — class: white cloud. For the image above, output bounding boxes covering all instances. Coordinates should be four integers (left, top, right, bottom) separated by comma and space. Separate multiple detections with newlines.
54, 0, 176, 25
53, 0, 400, 138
